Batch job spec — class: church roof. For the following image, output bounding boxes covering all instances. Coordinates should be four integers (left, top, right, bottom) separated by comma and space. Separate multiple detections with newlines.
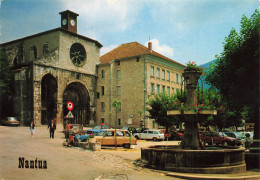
0, 28, 102, 48
100, 41, 184, 66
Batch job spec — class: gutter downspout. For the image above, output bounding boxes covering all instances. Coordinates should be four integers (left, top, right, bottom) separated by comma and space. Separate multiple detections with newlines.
109, 62, 112, 127
142, 55, 146, 128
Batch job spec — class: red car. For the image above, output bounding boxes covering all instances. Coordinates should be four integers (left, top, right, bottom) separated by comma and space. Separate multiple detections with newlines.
200, 132, 241, 146
162, 130, 183, 140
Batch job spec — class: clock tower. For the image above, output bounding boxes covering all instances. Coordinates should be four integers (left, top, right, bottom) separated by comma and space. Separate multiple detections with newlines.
59, 10, 79, 34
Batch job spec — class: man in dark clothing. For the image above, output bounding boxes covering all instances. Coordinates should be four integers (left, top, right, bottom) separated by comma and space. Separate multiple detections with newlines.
48, 119, 56, 138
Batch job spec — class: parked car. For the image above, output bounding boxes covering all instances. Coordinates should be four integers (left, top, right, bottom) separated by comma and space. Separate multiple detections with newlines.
161, 130, 183, 140
95, 129, 137, 148
200, 131, 241, 146
0, 117, 19, 126
135, 127, 149, 133
75, 129, 106, 142
133, 129, 165, 141
122, 127, 137, 134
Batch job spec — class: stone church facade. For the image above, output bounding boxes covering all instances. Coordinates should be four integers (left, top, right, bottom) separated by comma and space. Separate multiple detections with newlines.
0, 10, 102, 126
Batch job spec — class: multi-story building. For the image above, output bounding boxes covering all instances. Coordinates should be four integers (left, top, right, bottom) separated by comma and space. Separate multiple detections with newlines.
97, 42, 185, 129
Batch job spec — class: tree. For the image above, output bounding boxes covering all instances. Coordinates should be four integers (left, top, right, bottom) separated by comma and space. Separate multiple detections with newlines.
147, 93, 179, 133
137, 109, 143, 127
197, 88, 243, 131
112, 99, 121, 148
205, 10, 260, 139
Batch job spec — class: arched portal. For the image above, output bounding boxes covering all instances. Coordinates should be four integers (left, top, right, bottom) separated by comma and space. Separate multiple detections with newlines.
41, 74, 57, 125
63, 82, 90, 125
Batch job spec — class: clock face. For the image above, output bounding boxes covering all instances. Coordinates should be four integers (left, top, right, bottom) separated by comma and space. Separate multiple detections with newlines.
62, 19, 67, 25
70, 43, 87, 66
70, 19, 75, 26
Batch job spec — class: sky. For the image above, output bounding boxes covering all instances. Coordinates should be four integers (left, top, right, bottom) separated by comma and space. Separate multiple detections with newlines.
0, 0, 258, 65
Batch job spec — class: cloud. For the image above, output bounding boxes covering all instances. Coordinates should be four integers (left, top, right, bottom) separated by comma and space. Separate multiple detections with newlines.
60, 0, 143, 34
100, 44, 118, 56
145, 39, 174, 58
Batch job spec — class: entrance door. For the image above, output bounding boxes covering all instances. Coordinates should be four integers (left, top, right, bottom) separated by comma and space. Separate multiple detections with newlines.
63, 82, 90, 125
41, 74, 57, 125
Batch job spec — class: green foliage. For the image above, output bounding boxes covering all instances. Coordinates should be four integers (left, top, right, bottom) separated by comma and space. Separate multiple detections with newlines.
205, 10, 259, 125
112, 99, 121, 110
147, 93, 179, 132
137, 110, 143, 117
197, 88, 243, 131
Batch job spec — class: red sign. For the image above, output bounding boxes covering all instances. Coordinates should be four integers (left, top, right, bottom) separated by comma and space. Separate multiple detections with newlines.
67, 101, 74, 111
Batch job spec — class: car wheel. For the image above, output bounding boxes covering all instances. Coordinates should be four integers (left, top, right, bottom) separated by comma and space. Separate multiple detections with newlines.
123, 144, 130, 149
223, 141, 228, 146
135, 135, 139, 139
153, 137, 157, 141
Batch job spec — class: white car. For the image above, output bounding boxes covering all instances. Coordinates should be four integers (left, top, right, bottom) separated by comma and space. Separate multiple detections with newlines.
133, 129, 164, 141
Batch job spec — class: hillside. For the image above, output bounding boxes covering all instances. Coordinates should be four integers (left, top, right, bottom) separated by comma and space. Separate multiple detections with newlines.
198, 59, 217, 90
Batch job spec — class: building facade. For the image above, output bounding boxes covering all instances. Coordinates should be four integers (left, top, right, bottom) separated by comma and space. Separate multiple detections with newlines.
0, 10, 102, 126
1, 10, 186, 128
97, 42, 185, 129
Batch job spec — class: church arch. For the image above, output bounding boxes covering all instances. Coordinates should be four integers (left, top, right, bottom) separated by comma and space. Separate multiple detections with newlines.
63, 82, 90, 125
41, 73, 57, 125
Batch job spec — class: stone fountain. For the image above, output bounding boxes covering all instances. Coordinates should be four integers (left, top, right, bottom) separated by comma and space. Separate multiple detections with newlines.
141, 68, 246, 174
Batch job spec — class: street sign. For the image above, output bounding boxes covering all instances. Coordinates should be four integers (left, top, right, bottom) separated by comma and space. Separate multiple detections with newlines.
66, 111, 74, 118
67, 101, 74, 111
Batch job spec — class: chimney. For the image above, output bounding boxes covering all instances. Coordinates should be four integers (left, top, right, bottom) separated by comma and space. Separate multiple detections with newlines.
148, 42, 152, 52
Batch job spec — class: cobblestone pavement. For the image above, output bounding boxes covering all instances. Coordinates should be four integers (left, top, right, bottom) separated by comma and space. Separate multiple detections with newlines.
0, 125, 181, 180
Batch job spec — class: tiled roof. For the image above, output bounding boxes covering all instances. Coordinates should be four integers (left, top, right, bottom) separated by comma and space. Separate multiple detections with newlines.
100, 42, 184, 66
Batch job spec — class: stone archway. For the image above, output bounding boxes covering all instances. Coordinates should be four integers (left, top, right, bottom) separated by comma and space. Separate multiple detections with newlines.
63, 82, 90, 125
41, 74, 57, 125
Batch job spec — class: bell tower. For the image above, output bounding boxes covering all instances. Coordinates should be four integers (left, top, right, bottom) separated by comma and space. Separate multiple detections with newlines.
59, 10, 79, 34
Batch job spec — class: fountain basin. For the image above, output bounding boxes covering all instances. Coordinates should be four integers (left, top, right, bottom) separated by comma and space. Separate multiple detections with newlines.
141, 145, 246, 174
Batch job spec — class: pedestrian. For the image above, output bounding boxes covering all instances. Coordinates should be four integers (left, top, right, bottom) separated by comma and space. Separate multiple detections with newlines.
65, 120, 71, 141
48, 118, 56, 139
29, 121, 35, 137
68, 125, 76, 147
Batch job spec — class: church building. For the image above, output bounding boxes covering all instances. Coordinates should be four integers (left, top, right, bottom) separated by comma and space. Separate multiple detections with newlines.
0, 10, 102, 126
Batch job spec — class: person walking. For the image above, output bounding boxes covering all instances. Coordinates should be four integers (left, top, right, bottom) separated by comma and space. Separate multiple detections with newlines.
65, 120, 71, 141
68, 125, 76, 147
48, 118, 56, 139
29, 121, 35, 137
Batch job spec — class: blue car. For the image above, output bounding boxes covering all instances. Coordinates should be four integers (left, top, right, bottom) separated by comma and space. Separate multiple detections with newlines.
75, 129, 106, 142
